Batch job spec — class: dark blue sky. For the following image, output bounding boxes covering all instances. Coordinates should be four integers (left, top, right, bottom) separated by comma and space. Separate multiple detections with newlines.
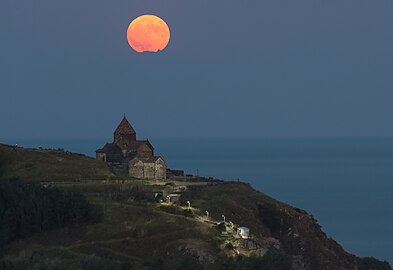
1, 0, 393, 139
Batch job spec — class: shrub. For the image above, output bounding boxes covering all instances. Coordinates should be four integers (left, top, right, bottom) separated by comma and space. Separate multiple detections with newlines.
261, 250, 292, 270
218, 250, 292, 270
225, 242, 234, 250
258, 203, 288, 233
159, 205, 193, 217
0, 155, 5, 177
173, 256, 203, 270
0, 253, 139, 270
358, 257, 392, 270
217, 222, 226, 232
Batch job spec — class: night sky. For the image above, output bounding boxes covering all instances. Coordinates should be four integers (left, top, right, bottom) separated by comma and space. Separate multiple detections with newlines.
1, 0, 393, 140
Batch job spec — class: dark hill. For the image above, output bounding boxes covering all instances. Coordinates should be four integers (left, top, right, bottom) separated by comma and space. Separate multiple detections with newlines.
0, 144, 390, 270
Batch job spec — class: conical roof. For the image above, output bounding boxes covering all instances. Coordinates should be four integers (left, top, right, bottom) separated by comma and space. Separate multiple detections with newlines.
114, 116, 136, 135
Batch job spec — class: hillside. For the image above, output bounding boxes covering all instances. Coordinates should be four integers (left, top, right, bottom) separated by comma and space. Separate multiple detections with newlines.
0, 143, 114, 181
0, 144, 391, 270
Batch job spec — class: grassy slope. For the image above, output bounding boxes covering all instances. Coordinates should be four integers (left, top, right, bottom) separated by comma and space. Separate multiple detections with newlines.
0, 144, 114, 181
1, 194, 221, 268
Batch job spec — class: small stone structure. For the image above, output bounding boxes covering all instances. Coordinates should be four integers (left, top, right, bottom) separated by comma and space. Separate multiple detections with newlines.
96, 116, 166, 180
167, 193, 182, 204
237, 227, 250, 239
166, 169, 185, 177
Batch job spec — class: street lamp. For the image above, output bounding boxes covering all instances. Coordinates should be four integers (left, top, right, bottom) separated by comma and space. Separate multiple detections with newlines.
222, 215, 226, 223
187, 201, 191, 209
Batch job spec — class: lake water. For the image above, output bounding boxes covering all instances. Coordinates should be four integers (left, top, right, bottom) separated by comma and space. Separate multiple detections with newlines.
9, 138, 393, 264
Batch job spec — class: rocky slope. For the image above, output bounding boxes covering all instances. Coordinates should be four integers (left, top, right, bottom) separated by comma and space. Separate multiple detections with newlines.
182, 183, 392, 269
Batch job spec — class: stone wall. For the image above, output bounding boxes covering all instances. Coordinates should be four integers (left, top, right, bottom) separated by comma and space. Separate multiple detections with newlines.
144, 162, 155, 179
154, 159, 166, 180
128, 157, 166, 180
129, 159, 144, 179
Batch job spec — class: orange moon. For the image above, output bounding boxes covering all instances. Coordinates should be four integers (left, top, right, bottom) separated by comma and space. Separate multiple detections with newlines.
127, 14, 170, 53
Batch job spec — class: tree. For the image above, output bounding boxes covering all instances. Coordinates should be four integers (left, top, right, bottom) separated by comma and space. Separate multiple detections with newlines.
0, 178, 98, 247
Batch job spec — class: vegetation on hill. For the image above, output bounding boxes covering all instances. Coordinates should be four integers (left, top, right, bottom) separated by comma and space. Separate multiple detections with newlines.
0, 144, 114, 181
0, 144, 391, 270
1, 180, 391, 270
358, 257, 392, 270
0, 186, 294, 270
0, 178, 98, 248
0, 152, 5, 177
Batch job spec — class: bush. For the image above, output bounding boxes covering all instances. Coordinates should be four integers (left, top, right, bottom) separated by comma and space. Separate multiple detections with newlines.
261, 250, 292, 270
225, 242, 234, 250
258, 203, 288, 233
358, 257, 392, 270
218, 250, 292, 270
159, 205, 193, 217
0, 155, 5, 177
0, 253, 139, 270
173, 256, 203, 270
164, 182, 176, 187
217, 222, 226, 232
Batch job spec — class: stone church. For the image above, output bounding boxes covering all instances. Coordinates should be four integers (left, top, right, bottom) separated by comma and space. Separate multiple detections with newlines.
96, 116, 166, 180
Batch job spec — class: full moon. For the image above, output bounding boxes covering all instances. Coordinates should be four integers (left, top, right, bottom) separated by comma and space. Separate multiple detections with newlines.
127, 14, 170, 53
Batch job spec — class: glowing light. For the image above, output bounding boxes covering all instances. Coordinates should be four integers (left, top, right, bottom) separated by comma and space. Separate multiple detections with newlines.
127, 14, 170, 53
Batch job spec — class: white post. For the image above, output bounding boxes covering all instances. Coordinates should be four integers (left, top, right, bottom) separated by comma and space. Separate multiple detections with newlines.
187, 201, 191, 209
222, 215, 226, 223
205, 211, 209, 219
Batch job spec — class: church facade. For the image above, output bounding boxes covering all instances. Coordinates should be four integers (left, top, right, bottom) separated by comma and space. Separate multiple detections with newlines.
96, 116, 166, 180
